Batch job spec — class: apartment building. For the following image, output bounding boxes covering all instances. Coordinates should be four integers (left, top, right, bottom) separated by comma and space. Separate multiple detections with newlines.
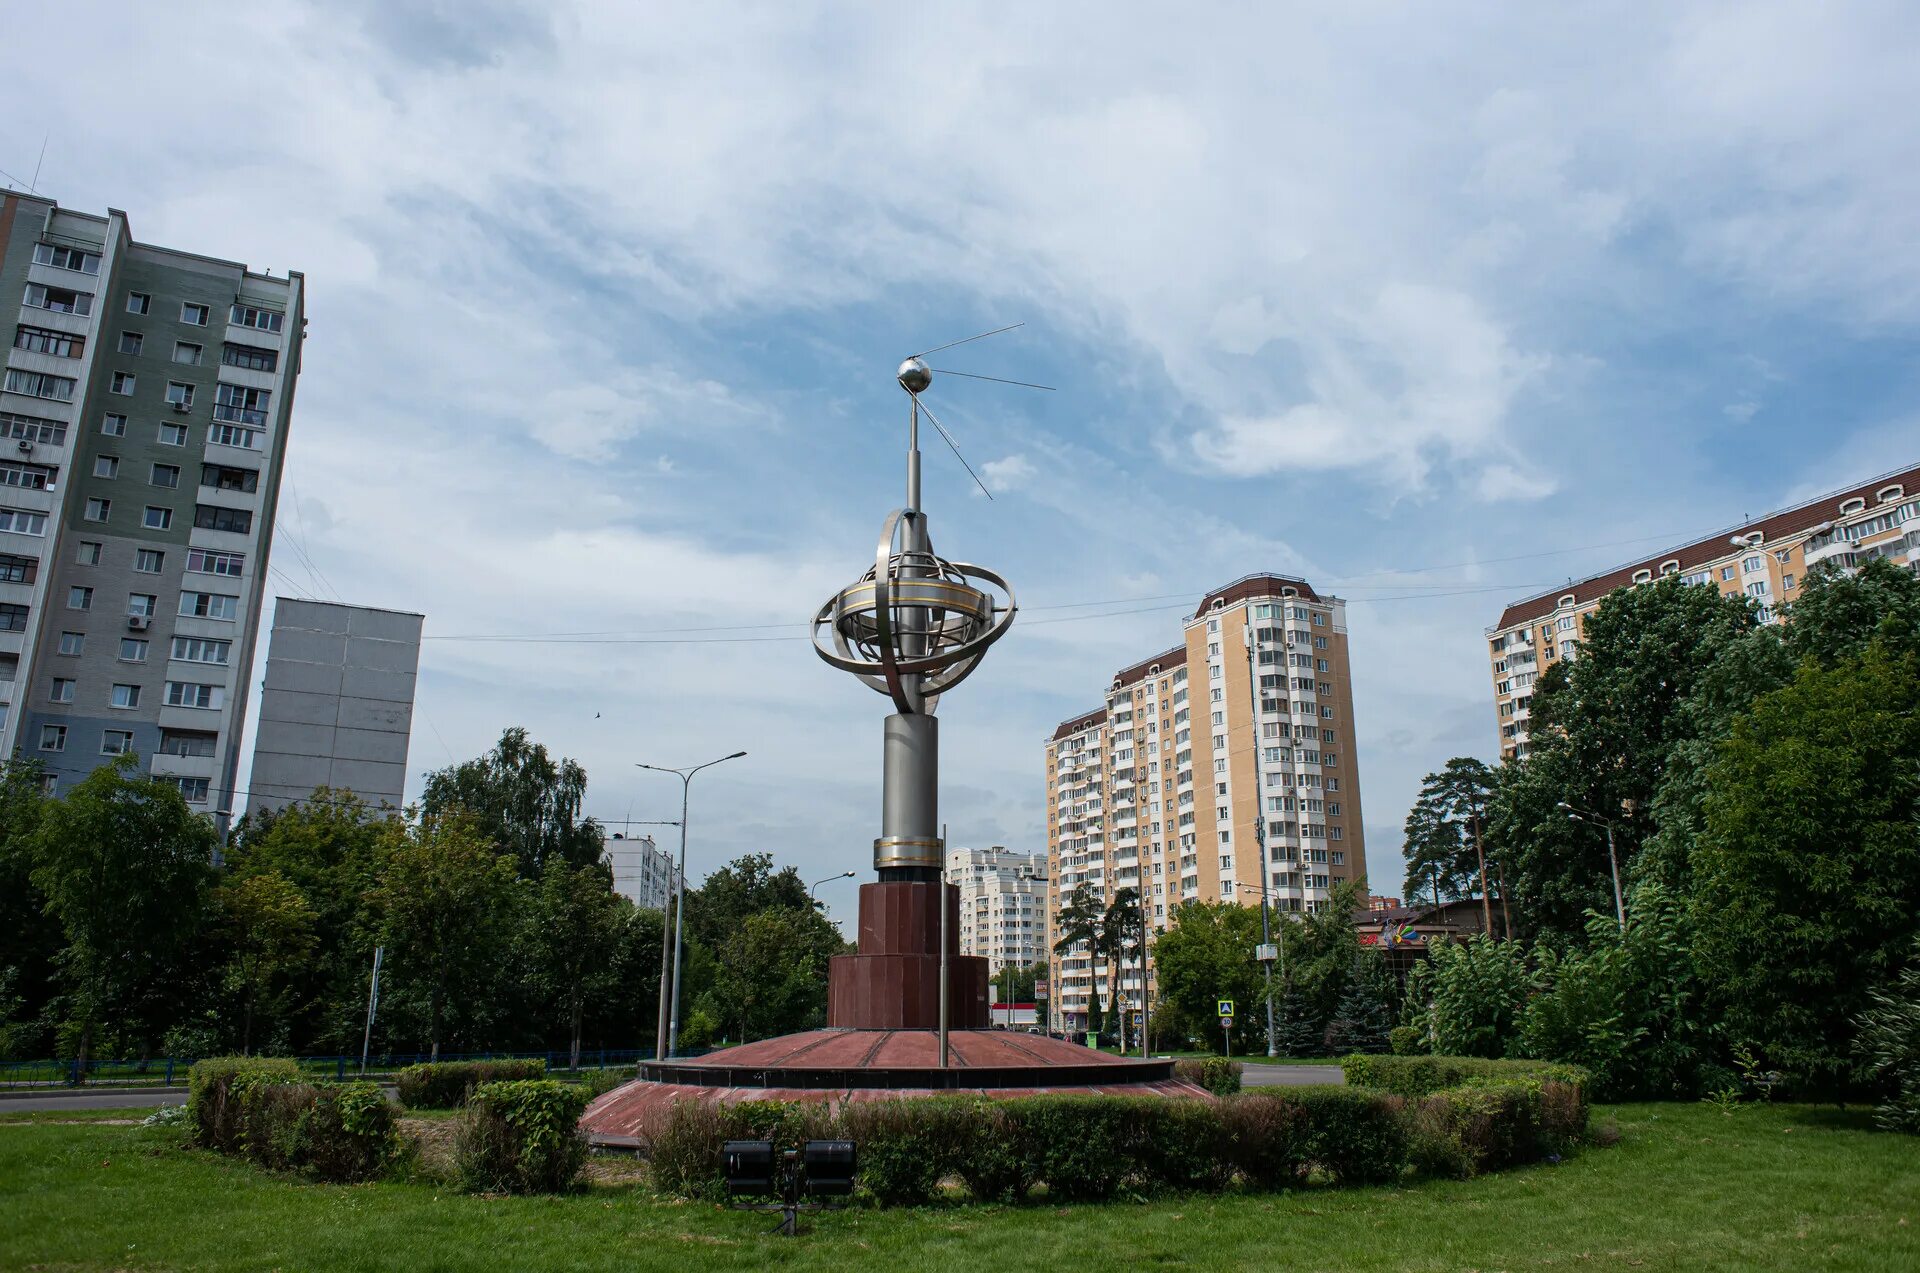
945, 844, 1048, 983
1043, 574, 1368, 1030
0, 194, 302, 827
1486, 462, 1920, 760
605, 832, 679, 911
247, 599, 423, 815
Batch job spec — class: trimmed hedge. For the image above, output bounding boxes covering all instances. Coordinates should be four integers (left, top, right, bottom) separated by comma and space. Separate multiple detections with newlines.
1174, 1056, 1243, 1095
395, 1059, 547, 1109
1279, 1086, 1409, 1185
187, 1056, 302, 1152
1341, 1053, 1591, 1097
186, 1059, 398, 1182
455, 1080, 591, 1194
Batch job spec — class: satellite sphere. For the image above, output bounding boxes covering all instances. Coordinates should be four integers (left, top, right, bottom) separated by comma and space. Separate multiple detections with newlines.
896, 357, 932, 394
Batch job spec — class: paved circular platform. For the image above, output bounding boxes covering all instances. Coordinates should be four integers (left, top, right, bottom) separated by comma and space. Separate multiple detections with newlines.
581, 1028, 1205, 1148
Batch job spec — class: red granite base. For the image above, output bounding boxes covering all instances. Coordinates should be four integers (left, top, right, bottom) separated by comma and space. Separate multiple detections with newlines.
827, 881, 989, 1029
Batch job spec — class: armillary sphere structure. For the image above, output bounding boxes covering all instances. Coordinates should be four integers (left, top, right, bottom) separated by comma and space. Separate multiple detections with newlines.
811, 355, 1016, 877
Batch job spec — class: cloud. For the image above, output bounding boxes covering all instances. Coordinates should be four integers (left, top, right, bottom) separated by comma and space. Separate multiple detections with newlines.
980, 454, 1037, 492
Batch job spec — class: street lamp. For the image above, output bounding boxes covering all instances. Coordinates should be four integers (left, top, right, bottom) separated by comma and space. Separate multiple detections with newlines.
640, 750, 748, 1059
1233, 879, 1285, 1057
809, 870, 856, 901
1557, 802, 1626, 931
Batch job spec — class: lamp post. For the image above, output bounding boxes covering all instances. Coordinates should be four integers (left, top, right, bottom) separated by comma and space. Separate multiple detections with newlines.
1557, 802, 1626, 932
1234, 880, 1284, 1057
640, 751, 747, 1059
809, 870, 857, 901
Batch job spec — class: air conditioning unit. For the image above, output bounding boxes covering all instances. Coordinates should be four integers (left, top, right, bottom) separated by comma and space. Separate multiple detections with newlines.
15, 439, 31, 454
127, 615, 150, 631
171, 400, 191, 413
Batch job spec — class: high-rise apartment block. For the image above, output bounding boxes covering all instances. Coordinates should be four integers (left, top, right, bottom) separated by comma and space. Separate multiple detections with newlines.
1044, 574, 1368, 1029
605, 832, 679, 911
246, 599, 422, 815
1, 195, 302, 823
945, 845, 1048, 982
1486, 463, 1920, 760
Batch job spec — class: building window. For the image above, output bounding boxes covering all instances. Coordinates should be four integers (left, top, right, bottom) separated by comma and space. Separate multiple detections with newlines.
50, 677, 75, 703
1720, 565, 1735, 581
22, 283, 93, 316
57, 631, 84, 656
164, 681, 224, 709
213, 383, 271, 425
118, 330, 144, 355
110, 683, 141, 709
3, 411, 67, 445
171, 636, 231, 665
68, 586, 93, 610
76, 540, 101, 565
175, 777, 211, 803
101, 729, 134, 756
38, 724, 66, 752
108, 371, 135, 396
14, 324, 84, 357
200, 464, 258, 493
94, 455, 119, 479
102, 413, 127, 437
229, 304, 284, 333
165, 381, 194, 407
119, 637, 148, 662
178, 592, 237, 621
221, 343, 278, 372
5, 369, 78, 401
193, 504, 252, 534
172, 341, 203, 365
128, 593, 156, 617
180, 302, 209, 326
186, 547, 244, 577
143, 506, 173, 531
159, 423, 189, 446
208, 423, 260, 449
1783, 572, 1795, 591
0, 554, 31, 584
127, 292, 150, 315
134, 548, 164, 573
150, 463, 180, 489
32, 242, 100, 274
0, 507, 48, 536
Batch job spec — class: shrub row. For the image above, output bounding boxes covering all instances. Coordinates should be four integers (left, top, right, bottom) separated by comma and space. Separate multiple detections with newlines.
454, 1080, 592, 1194
1341, 1053, 1591, 1097
186, 1057, 398, 1183
645, 1080, 1584, 1205
395, 1058, 546, 1109
1173, 1056, 1244, 1095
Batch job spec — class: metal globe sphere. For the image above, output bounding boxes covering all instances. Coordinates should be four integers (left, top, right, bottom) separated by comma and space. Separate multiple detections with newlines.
896, 357, 932, 394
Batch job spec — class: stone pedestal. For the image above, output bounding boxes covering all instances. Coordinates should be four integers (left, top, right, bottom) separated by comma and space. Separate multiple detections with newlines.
828, 881, 989, 1029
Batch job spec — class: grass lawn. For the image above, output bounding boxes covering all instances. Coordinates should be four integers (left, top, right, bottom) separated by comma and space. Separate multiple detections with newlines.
1, 1102, 1915, 1271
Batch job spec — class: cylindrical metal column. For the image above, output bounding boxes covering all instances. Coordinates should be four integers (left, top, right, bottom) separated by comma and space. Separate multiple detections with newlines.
875, 712, 940, 875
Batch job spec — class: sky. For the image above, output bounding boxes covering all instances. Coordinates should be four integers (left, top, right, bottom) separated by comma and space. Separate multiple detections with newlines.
7, 2, 1920, 924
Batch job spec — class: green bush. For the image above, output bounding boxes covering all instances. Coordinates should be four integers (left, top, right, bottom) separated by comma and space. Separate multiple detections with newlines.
1221, 1091, 1312, 1190
1856, 957, 1920, 1134
950, 1100, 1037, 1203
1134, 1098, 1231, 1192
395, 1059, 546, 1109
1539, 1078, 1591, 1145
186, 1056, 301, 1151
1341, 1054, 1590, 1098
1404, 1083, 1541, 1179
202, 1074, 398, 1183
455, 1080, 591, 1194
1389, 1026, 1424, 1055
1005, 1096, 1140, 1201
837, 1099, 966, 1205
643, 1098, 835, 1200
1287, 1086, 1407, 1185
1174, 1056, 1243, 1095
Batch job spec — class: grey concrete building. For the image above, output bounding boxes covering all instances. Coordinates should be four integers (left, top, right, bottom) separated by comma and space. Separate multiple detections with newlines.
945, 844, 1048, 982
0, 193, 303, 829
246, 599, 422, 815
605, 831, 680, 912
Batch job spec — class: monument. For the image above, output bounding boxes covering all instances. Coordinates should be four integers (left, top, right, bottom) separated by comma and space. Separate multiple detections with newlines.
582, 352, 1192, 1145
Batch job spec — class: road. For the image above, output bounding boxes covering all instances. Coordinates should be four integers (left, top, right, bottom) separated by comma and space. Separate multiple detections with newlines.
1239, 1063, 1344, 1087
0, 1088, 187, 1113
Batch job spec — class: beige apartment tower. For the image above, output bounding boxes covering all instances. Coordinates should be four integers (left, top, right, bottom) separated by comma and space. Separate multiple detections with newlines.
1485, 463, 1920, 761
1044, 574, 1367, 1031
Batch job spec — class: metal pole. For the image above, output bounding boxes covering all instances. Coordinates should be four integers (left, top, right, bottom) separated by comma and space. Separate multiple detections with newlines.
359, 946, 383, 1076
939, 821, 950, 1067
1261, 888, 1277, 1057
1605, 822, 1626, 933
653, 843, 676, 1061
667, 774, 691, 1056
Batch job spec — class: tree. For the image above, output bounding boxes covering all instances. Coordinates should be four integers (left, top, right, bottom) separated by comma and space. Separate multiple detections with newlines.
528, 860, 627, 1068
1102, 887, 1146, 1044
685, 852, 814, 951
421, 727, 602, 875
706, 907, 844, 1043
1324, 951, 1395, 1055
1402, 758, 1502, 933
215, 872, 317, 1054
1150, 901, 1267, 1053
1051, 883, 1108, 1031
373, 813, 523, 1058
29, 756, 217, 1065
0, 760, 58, 1058
1785, 556, 1920, 667
1405, 934, 1530, 1058
1692, 643, 1920, 1089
